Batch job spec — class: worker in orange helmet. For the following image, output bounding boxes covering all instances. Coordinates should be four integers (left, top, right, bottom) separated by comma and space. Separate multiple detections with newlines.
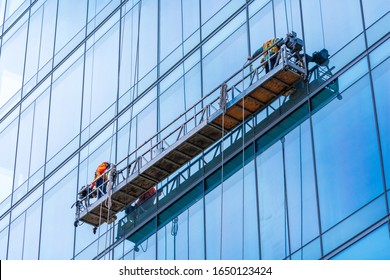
90, 162, 111, 199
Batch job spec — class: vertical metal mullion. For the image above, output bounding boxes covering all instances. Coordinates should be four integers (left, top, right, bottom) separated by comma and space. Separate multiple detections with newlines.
298, 0, 324, 259
72, 0, 90, 260
37, 0, 60, 260
253, 145, 262, 259
281, 138, 292, 259
358, 0, 390, 235
246, 0, 251, 56
271, 0, 276, 38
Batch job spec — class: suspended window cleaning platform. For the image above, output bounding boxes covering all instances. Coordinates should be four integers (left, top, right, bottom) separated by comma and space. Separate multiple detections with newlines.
74, 38, 307, 229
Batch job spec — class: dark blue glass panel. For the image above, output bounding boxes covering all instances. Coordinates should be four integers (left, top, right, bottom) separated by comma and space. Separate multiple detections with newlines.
312, 75, 383, 231
285, 120, 319, 253
371, 58, 390, 188
257, 142, 288, 259
323, 195, 387, 255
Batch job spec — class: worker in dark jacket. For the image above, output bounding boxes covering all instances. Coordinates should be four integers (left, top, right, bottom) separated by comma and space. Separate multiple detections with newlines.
247, 38, 282, 73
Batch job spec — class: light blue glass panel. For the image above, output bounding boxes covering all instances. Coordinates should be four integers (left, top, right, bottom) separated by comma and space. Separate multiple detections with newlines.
40, 170, 77, 259
362, 0, 389, 27
38, 0, 57, 74
202, 24, 247, 95
249, 2, 274, 56
302, 0, 364, 57
205, 186, 222, 259
14, 105, 34, 188
82, 23, 119, 130
257, 141, 288, 259
4, 0, 24, 20
285, 120, 319, 253
332, 223, 390, 259
22, 198, 42, 260
188, 199, 204, 259
55, 0, 87, 54
371, 58, 390, 187
243, 161, 259, 260
182, 0, 199, 41
160, 0, 182, 60
47, 56, 83, 160
176, 211, 189, 260
29, 89, 50, 176
0, 21, 27, 108
0, 226, 8, 259
201, 0, 245, 39
159, 78, 185, 129
0, 0, 5, 27
369, 38, 390, 69
0, 119, 18, 204
184, 63, 202, 110
118, 6, 139, 98
138, 0, 157, 79
367, 12, 390, 47
134, 234, 156, 260
8, 213, 25, 259
24, 7, 44, 85
221, 170, 243, 259
312, 76, 383, 230
136, 100, 157, 148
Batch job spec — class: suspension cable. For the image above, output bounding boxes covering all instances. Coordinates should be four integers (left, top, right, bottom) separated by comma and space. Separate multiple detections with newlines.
318, 0, 326, 48
284, 0, 290, 33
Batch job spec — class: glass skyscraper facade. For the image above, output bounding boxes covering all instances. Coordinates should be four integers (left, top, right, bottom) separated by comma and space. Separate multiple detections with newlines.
0, 0, 389, 260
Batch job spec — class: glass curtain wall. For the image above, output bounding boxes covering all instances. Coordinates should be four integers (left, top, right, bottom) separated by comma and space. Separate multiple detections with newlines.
0, 0, 389, 260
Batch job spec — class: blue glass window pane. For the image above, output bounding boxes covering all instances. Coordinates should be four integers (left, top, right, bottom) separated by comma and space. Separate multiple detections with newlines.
323, 195, 387, 255
312, 75, 383, 230
243, 161, 260, 260
205, 186, 222, 259
14, 105, 34, 188
47, 57, 84, 160
7, 213, 25, 259
189, 199, 205, 259
249, 2, 274, 56
22, 199, 42, 259
40, 170, 77, 259
0, 21, 27, 107
257, 142, 288, 259
160, 0, 182, 60
0, 226, 8, 259
175, 211, 189, 260
285, 120, 319, 253
0, 119, 18, 204
331, 223, 390, 259
55, 0, 87, 54
202, 24, 247, 95
134, 234, 156, 260
362, 0, 390, 27
222, 170, 243, 259
372, 58, 390, 187
82, 23, 119, 130
138, 0, 157, 79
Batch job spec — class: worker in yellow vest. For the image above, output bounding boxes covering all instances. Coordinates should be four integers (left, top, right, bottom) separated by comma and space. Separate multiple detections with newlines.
248, 38, 281, 73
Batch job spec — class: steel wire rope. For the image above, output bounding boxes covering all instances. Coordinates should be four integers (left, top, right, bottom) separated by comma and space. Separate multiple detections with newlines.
318, 0, 326, 48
